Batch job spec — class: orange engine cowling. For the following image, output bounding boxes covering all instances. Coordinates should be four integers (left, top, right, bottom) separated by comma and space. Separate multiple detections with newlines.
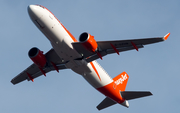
28, 47, 47, 68
79, 32, 98, 52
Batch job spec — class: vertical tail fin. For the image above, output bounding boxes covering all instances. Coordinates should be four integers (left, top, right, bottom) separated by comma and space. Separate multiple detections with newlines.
96, 71, 152, 110
113, 71, 129, 91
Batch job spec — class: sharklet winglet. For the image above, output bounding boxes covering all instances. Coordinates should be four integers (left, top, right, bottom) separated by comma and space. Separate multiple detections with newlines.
163, 33, 170, 40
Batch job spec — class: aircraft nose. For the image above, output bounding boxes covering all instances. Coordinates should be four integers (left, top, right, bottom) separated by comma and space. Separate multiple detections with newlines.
28, 5, 42, 19
28, 5, 36, 14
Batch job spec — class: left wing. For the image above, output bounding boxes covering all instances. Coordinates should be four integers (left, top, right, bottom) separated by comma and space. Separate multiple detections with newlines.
11, 49, 67, 85
72, 33, 170, 62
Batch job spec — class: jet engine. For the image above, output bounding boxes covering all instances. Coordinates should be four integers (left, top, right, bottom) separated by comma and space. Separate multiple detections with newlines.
28, 47, 47, 67
79, 32, 98, 52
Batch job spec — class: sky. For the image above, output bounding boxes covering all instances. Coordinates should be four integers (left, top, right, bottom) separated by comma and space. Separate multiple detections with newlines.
0, 0, 179, 113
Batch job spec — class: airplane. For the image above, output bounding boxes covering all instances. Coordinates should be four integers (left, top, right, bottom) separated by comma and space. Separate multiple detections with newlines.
11, 5, 170, 110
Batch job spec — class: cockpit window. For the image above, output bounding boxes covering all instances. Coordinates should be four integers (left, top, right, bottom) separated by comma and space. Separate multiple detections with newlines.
36, 5, 45, 9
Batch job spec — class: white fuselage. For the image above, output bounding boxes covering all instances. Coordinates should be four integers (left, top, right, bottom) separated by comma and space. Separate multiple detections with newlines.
28, 5, 113, 89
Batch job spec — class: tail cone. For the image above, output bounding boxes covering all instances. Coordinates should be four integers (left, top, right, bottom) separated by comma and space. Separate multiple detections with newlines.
120, 100, 129, 108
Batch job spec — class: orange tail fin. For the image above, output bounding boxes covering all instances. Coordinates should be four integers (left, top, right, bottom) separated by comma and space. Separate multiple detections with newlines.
113, 71, 129, 91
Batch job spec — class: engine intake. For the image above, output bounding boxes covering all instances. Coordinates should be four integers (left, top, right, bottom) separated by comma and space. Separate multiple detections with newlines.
79, 32, 89, 42
28, 47, 47, 67
79, 32, 98, 52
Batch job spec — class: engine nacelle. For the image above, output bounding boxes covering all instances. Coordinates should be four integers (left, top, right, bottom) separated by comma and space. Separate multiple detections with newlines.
28, 47, 47, 68
79, 32, 98, 52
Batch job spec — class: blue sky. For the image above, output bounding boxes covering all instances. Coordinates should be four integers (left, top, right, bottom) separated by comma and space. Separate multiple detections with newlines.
1, 0, 180, 113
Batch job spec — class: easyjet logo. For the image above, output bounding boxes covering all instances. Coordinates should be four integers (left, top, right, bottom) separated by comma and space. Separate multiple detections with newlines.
114, 74, 128, 85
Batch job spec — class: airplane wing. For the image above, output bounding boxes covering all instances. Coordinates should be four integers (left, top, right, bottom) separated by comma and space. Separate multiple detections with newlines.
72, 33, 170, 62
11, 49, 67, 85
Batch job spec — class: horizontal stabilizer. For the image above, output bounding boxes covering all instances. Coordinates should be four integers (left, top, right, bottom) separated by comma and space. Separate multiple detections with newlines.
97, 97, 117, 110
121, 91, 152, 100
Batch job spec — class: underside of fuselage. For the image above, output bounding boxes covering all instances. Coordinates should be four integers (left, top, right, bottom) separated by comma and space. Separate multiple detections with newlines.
28, 5, 113, 89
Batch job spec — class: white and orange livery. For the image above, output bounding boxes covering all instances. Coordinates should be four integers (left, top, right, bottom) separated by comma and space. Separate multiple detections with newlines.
11, 5, 170, 110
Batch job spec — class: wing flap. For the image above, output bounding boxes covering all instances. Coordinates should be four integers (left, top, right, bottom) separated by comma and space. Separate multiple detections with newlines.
86, 45, 144, 63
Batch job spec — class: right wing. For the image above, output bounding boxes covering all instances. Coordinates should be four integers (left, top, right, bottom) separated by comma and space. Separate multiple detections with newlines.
11, 49, 67, 85
72, 33, 170, 62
